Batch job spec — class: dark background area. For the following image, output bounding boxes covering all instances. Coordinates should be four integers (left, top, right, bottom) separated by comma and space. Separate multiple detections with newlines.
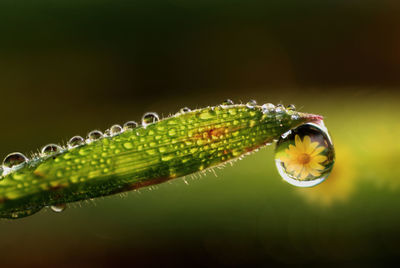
0, 1, 399, 267
1, 0, 400, 94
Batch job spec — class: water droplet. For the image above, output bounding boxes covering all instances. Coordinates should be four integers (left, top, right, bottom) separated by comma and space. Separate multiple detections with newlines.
123, 121, 138, 130
180, 107, 191, 113
221, 99, 234, 107
274, 123, 335, 187
109, 124, 123, 136
275, 104, 285, 113
41, 144, 62, 156
2, 152, 29, 169
291, 114, 300, 120
287, 104, 296, 111
68, 136, 85, 148
50, 204, 66, 213
246, 100, 257, 109
87, 130, 103, 142
142, 112, 159, 127
261, 103, 275, 114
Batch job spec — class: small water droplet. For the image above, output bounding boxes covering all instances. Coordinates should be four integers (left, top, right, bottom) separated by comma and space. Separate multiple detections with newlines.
50, 204, 66, 213
275, 104, 285, 113
109, 124, 123, 136
180, 107, 191, 113
221, 99, 234, 107
68, 136, 85, 148
274, 123, 335, 187
87, 130, 103, 142
123, 121, 138, 130
142, 112, 159, 128
261, 103, 275, 114
287, 104, 296, 111
2, 152, 29, 169
246, 100, 257, 109
291, 114, 300, 120
41, 144, 62, 156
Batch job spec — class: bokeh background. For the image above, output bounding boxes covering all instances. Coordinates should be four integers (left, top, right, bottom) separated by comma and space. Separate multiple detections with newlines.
1, 0, 400, 266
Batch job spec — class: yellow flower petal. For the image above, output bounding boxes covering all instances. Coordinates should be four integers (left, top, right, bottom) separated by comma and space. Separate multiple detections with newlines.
310, 146, 324, 157
286, 146, 299, 156
287, 163, 303, 173
308, 141, 320, 153
312, 155, 328, 163
299, 168, 309, 180
293, 166, 303, 177
295, 135, 305, 152
303, 135, 311, 148
306, 166, 321, 177
308, 161, 325, 171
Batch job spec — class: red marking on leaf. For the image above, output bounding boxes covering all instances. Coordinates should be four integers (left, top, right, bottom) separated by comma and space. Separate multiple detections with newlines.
209, 127, 225, 138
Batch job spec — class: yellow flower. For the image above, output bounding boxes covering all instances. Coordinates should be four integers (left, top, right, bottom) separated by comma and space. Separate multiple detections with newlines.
280, 135, 327, 180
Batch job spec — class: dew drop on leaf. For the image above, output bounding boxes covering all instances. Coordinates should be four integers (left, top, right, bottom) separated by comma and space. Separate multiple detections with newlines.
142, 112, 159, 127
275, 104, 285, 114
261, 103, 275, 114
67, 136, 85, 148
180, 107, 191, 113
286, 104, 296, 111
221, 99, 234, 107
50, 204, 66, 213
41, 144, 62, 156
123, 121, 138, 130
2, 152, 29, 169
109, 124, 123, 136
246, 99, 257, 109
274, 123, 335, 187
87, 130, 103, 142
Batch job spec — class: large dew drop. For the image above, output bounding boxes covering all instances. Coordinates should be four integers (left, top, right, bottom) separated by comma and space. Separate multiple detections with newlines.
109, 124, 123, 136
141, 112, 159, 128
2, 152, 29, 169
41, 144, 62, 156
87, 130, 103, 142
274, 123, 335, 187
123, 121, 138, 130
68, 136, 85, 148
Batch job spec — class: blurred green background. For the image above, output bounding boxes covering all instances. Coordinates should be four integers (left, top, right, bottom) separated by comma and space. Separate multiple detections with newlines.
1, 0, 400, 266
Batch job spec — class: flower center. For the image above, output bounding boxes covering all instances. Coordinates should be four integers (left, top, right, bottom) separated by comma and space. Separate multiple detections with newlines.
297, 153, 311, 165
